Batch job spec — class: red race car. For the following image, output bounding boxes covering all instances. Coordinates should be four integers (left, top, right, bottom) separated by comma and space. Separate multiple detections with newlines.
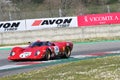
8, 40, 73, 61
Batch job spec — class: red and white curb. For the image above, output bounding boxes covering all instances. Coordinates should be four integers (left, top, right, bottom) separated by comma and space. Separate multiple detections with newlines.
0, 60, 61, 71
72, 50, 120, 59
0, 50, 120, 71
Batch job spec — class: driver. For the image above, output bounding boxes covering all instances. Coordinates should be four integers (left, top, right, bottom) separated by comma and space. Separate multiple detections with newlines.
46, 41, 51, 46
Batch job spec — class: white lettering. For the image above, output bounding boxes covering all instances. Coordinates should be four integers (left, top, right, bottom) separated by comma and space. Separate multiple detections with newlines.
115, 16, 119, 20
88, 16, 117, 22
84, 16, 88, 22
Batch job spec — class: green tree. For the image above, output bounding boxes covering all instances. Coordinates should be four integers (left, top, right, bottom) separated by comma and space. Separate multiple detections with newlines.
11, 0, 44, 4
32, 0, 44, 4
106, 0, 119, 4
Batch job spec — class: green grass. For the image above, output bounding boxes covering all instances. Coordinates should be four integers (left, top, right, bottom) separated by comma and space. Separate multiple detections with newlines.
0, 55, 120, 80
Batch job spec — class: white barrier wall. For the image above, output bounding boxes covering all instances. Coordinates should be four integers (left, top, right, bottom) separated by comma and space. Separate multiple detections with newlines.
0, 24, 120, 45
0, 14, 120, 45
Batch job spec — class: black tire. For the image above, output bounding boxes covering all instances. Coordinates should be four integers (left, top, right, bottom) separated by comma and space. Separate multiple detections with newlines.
63, 47, 71, 58
44, 49, 51, 60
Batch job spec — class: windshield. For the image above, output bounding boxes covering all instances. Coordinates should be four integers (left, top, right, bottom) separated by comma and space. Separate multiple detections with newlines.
30, 42, 45, 47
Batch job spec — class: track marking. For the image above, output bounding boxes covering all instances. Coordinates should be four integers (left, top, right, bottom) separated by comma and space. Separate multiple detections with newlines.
0, 50, 120, 71
71, 55, 95, 58
0, 65, 27, 70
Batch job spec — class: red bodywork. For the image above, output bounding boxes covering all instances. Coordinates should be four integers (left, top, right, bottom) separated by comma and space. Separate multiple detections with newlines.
8, 41, 73, 61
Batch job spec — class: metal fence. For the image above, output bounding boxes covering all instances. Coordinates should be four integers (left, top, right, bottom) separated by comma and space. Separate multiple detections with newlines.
0, 4, 120, 21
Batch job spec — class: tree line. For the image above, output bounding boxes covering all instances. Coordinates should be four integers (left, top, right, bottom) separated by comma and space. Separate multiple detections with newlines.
0, 0, 119, 21
11, 0, 119, 5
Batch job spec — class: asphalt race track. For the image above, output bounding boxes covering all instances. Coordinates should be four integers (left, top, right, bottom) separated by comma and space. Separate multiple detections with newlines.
0, 41, 120, 77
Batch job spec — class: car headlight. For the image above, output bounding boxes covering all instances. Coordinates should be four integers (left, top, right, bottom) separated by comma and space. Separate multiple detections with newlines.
35, 50, 41, 56
10, 52, 15, 56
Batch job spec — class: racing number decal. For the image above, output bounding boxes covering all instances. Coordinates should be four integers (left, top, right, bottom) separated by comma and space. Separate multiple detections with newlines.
54, 46, 59, 55
20, 52, 31, 58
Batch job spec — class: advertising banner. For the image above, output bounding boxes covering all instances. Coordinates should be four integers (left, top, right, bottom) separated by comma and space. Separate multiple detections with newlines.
26, 17, 78, 30
78, 12, 120, 26
0, 20, 26, 32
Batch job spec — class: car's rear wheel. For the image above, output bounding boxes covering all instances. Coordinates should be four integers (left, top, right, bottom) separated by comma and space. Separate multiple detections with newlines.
63, 47, 71, 58
44, 49, 51, 60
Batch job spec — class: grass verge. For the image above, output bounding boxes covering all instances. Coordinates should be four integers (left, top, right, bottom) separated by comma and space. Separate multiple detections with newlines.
0, 55, 120, 80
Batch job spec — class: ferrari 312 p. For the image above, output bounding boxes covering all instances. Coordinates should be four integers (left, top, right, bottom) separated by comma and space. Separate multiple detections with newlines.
8, 40, 73, 61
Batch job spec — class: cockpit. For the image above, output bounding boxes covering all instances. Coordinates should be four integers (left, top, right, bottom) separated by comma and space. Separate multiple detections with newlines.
29, 41, 54, 47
